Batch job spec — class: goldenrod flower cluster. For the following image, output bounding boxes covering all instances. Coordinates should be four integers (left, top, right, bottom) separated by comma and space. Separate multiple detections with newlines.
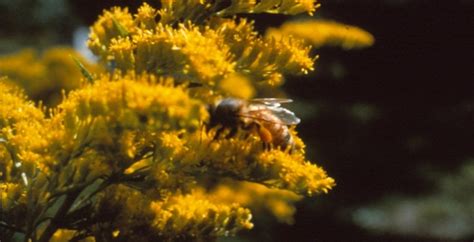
0, 47, 100, 105
89, 3, 314, 90
267, 19, 375, 49
206, 179, 303, 224
0, 1, 342, 241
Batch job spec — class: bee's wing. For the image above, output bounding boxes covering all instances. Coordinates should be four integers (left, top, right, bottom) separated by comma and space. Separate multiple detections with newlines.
245, 100, 301, 125
265, 105, 301, 125
250, 98, 293, 107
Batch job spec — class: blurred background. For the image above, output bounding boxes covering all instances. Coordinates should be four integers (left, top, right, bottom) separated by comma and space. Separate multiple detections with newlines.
0, 0, 472, 241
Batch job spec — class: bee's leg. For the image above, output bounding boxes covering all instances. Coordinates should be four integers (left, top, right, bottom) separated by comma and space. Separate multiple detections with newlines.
282, 132, 294, 153
199, 120, 205, 146
213, 126, 225, 140
241, 122, 264, 147
241, 122, 256, 139
288, 145, 294, 154
225, 127, 238, 139
252, 123, 273, 150
263, 142, 270, 151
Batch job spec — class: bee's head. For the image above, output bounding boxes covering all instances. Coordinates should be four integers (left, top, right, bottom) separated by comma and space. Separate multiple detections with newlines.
208, 98, 244, 127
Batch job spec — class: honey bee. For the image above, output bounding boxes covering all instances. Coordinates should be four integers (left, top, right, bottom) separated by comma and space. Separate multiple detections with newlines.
208, 98, 301, 151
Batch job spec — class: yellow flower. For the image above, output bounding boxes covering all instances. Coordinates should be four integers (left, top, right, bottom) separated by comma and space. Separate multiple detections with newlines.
92, 185, 157, 240
217, 0, 319, 16
90, 4, 316, 90
51, 73, 206, 174
0, 80, 43, 125
135, 2, 158, 29
0, 47, 100, 105
88, 7, 135, 58
0, 0, 345, 239
147, 126, 335, 196
157, 0, 319, 24
211, 18, 314, 85
208, 179, 302, 224
267, 19, 375, 49
218, 73, 256, 99
0, 181, 29, 236
0, 182, 24, 210
257, 149, 335, 195
51, 229, 96, 242
133, 23, 236, 85
57, 73, 204, 132
0, 50, 46, 97
108, 37, 135, 71
151, 190, 253, 238
158, 0, 214, 25
0, 79, 52, 175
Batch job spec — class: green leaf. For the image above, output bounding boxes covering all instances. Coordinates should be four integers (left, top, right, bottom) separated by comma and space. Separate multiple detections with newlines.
112, 17, 129, 37
72, 56, 94, 83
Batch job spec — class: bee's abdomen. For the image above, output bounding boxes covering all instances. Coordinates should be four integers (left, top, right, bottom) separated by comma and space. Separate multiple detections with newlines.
271, 125, 293, 150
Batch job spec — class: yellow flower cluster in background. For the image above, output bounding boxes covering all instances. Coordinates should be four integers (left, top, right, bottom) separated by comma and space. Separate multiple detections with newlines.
208, 179, 303, 224
0, 0, 360, 241
267, 19, 375, 49
0, 47, 101, 106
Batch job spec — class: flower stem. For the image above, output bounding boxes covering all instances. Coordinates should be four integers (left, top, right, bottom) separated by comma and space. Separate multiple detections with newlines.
37, 191, 80, 242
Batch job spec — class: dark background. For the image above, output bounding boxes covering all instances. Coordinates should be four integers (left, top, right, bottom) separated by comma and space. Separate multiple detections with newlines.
253, 1, 473, 241
280, 1, 473, 241
1, 0, 472, 241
